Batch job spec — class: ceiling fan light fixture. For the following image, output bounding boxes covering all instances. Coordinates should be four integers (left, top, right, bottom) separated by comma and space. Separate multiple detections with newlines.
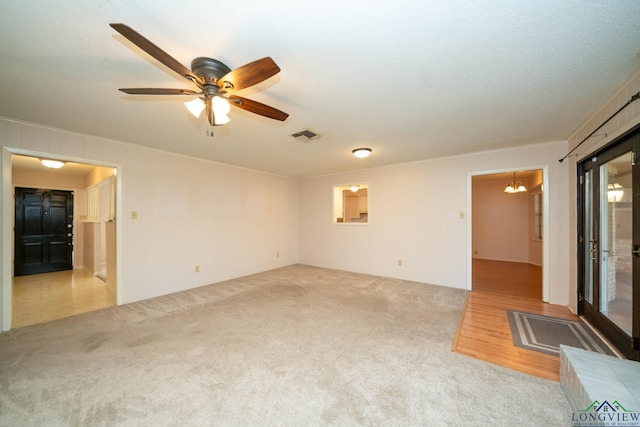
212, 96, 231, 125
110, 24, 288, 128
352, 148, 372, 159
185, 97, 205, 118
40, 159, 65, 169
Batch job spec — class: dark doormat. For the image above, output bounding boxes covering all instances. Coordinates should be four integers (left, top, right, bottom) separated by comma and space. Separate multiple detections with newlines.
506, 310, 616, 356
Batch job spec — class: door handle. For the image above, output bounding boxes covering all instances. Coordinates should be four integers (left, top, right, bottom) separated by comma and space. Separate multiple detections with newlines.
633, 245, 640, 257
67, 233, 72, 237
589, 240, 598, 261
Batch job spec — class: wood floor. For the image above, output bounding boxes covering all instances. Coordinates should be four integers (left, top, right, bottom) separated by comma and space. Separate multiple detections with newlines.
12, 269, 116, 328
453, 259, 578, 382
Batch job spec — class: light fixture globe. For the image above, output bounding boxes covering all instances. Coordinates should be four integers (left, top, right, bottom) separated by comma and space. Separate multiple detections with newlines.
352, 148, 372, 158
504, 172, 527, 193
40, 159, 65, 169
212, 96, 231, 125
185, 97, 206, 118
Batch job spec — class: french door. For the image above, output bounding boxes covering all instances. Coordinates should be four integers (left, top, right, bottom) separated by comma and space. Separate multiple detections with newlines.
578, 129, 640, 360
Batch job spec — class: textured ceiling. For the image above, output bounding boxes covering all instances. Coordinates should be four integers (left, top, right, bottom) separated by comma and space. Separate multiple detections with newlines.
1, 1, 639, 178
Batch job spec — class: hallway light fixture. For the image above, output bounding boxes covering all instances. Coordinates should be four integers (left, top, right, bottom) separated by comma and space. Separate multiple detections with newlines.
504, 172, 527, 193
352, 148, 372, 158
40, 159, 65, 169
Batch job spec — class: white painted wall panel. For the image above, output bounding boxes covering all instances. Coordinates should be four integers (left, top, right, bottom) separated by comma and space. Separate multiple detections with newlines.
299, 141, 570, 305
472, 180, 529, 263
0, 118, 299, 330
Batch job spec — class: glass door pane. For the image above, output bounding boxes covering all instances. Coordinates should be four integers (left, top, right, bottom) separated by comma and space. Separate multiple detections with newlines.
584, 169, 594, 304
599, 153, 633, 335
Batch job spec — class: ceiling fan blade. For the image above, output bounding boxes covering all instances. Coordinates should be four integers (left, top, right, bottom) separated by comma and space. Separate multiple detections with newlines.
119, 88, 200, 95
110, 23, 203, 86
218, 57, 280, 91
228, 95, 289, 121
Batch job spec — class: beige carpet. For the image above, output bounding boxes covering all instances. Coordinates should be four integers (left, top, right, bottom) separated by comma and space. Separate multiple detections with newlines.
0, 265, 570, 426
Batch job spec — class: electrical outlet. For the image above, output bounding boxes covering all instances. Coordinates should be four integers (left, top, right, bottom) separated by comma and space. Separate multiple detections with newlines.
474, 250, 478, 255
195, 265, 200, 273
459, 212, 465, 219
131, 211, 138, 220
397, 260, 402, 266
276, 252, 280, 258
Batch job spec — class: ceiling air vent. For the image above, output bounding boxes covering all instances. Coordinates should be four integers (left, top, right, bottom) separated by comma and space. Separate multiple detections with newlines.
291, 130, 319, 141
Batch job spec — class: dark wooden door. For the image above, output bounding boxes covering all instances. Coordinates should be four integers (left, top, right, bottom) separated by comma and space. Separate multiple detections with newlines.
14, 188, 74, 276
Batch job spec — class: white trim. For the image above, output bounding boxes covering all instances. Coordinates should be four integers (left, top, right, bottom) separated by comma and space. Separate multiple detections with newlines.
1, 148, 12, 331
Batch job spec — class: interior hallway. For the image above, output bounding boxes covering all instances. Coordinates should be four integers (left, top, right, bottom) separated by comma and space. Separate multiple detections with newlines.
453, 259, 577, 381
12, 269, 116, 328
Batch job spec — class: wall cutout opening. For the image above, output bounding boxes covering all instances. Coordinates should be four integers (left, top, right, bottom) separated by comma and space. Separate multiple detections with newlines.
333, 184, 369, 224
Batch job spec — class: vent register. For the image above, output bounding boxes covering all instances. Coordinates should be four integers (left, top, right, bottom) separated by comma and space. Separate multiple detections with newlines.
291, 130, 319, 141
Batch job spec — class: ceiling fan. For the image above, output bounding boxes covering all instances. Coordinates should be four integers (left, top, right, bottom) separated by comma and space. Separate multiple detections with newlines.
109, 23, 288, 126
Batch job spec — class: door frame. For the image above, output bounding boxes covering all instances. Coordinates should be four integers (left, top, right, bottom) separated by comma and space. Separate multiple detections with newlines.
1, 147, 123, 331
467, 164, 550, 302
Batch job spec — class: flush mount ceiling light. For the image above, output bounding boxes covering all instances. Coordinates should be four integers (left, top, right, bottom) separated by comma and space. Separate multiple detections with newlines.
352, 148, 372, 158
504, 172, 527, 193
40, 159, 65, 169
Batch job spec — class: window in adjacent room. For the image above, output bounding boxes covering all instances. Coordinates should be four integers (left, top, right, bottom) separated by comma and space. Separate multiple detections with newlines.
533, 192, 542, 240
333, 184, 368, 224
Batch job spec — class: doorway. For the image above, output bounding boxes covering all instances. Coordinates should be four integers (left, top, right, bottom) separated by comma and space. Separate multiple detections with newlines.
578, 128, 640, 360
5, 153, 120, 330
471, 169, 545, 300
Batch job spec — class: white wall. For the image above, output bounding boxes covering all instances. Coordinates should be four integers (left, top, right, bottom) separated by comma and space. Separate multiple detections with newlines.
298, 141, 570, 305
566, 70, 640, 313
9, 68, 637, 328
472, 179, 530, 263
0, 117, 299, 331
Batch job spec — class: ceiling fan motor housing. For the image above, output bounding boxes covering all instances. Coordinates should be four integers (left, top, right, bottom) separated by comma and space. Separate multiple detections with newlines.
191, 57, 232, 86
